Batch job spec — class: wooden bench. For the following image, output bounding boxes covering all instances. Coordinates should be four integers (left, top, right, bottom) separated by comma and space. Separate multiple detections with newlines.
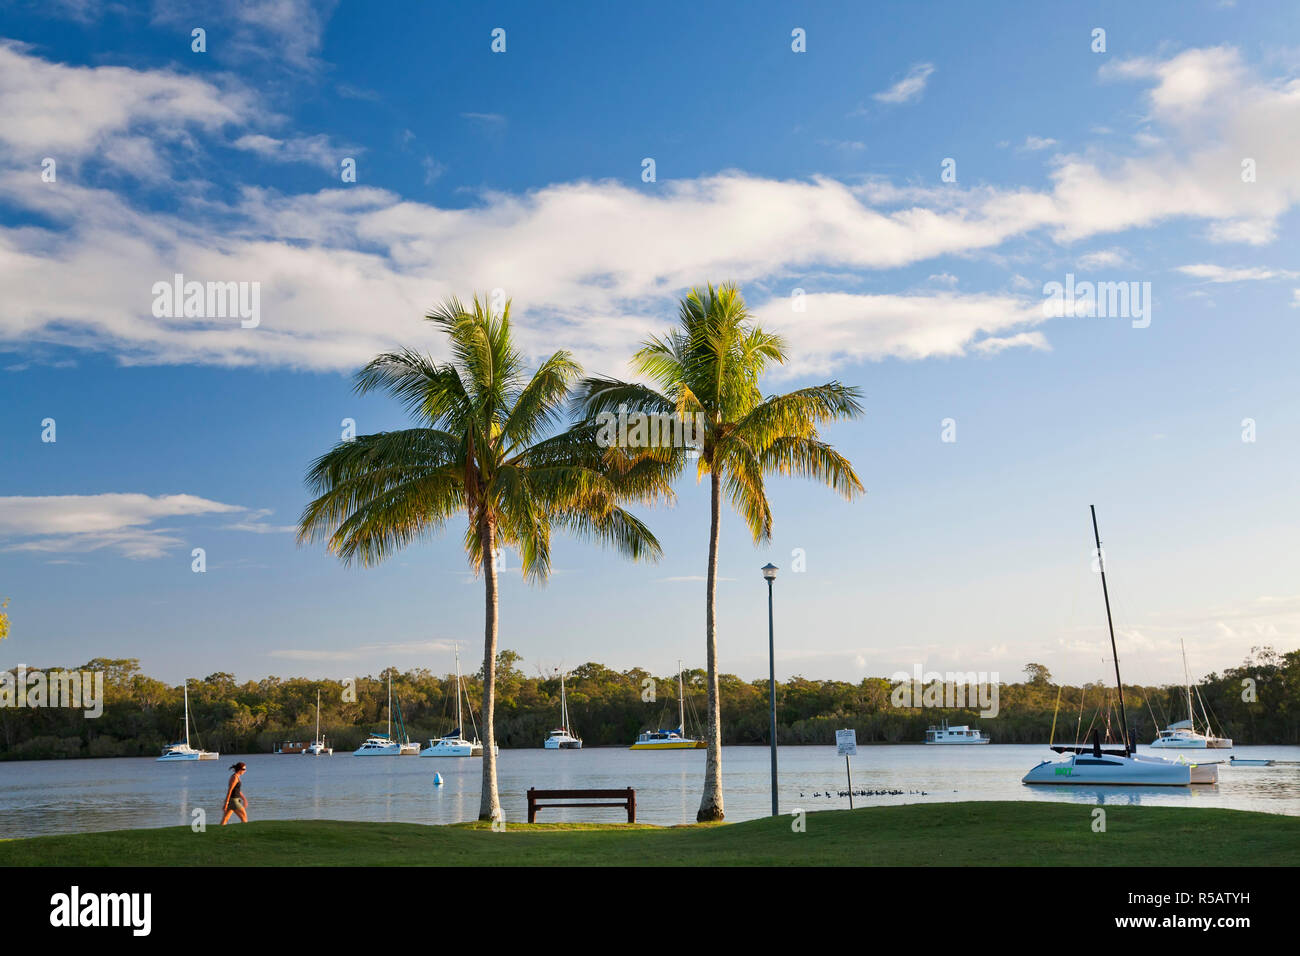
526, 787, 636, 823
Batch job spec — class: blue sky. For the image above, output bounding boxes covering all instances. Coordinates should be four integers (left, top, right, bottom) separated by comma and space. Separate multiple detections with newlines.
2, 0, 1298, 688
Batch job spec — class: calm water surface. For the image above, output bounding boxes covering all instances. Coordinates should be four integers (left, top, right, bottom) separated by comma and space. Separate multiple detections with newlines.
1, 744, 1297, 839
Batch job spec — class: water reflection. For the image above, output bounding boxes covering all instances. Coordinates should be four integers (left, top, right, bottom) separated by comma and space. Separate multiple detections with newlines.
0, 744, 1294, 839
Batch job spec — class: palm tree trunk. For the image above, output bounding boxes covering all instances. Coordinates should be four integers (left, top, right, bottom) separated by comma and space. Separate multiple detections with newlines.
478, 513, 501, 822
697, 469, 725, 822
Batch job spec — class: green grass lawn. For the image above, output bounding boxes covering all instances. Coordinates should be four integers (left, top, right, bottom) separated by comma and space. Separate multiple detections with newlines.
1, 801, 1296, 866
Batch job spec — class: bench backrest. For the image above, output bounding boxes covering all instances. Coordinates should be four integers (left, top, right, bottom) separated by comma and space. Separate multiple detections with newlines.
528, 788, 633, 800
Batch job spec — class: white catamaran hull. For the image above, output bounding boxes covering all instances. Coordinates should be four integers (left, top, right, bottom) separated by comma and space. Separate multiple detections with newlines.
353, 735, 401, 755
1150, 734, 1233, 749
158, 746, 218, 761
1023, 752, 1205, 786
420, 738, 475, 757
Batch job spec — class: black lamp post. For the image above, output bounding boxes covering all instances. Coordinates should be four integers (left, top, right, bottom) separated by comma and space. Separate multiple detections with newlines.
762, 562, 779, 815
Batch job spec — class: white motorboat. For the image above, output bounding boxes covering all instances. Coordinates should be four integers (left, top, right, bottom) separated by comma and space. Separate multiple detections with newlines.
158, 682, 219, 761
1023, 507, 1205, 787
354, 674, 402, 756
421, 646, 494, 757
304, 690, 332, 756
1150, 641, 1232, 749
925, 720, 990, 744
543, 671, 582, 749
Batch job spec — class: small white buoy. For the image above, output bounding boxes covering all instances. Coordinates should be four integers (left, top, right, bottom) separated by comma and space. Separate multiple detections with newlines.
432, 772, 444, 786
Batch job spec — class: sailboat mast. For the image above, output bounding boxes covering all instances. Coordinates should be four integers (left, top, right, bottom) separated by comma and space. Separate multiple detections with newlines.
677, 660, 685, 733
387, 674, 392, 738
455, 645, 463, 733
316, 689, 321, 743
1181, 639, 1194, 727
184, 682, 191, 748
1091, 505, 1132, 754
560, 672, 568, 730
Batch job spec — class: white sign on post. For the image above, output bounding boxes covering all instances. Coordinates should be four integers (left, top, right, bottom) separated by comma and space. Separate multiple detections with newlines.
836, 728, 857, 756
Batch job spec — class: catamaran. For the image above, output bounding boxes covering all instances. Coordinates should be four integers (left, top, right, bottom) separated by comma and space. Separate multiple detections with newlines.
543, 671, 582, 749
304, 689, 332, 756
158, 682, 219, 761
1150, 639, 1232, 749
421, 646, 495, 757
631, 661, 706, 750
1023, 507, 1215, 786
393, 693, 420, 755
353, 674, 401, 756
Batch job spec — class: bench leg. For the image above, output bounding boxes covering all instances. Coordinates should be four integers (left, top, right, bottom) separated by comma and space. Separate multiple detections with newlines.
628, 791, 636, 824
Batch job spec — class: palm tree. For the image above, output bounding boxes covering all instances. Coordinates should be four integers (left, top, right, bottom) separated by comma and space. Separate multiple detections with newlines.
575, 282, 864, 821
298, 295, 672, 821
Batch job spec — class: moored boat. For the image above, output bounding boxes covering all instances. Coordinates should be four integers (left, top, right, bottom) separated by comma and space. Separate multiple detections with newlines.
543, 671, 582, 749
631, 662, 706, 750
158, 682, 220, 761
1149, 642, 1232, 749
354, 674, 402, 756
925, 720, 990, 744
421, 646, 495, 757
1023, 508, 1206, 787
304, 689, 332, 755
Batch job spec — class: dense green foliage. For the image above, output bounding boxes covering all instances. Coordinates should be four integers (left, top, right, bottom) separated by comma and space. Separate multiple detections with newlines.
3, 802, 1297, 867
1, 647, 1296, 760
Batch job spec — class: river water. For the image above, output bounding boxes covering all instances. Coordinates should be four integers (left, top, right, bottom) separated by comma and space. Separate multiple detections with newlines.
1, 744, 1296, 839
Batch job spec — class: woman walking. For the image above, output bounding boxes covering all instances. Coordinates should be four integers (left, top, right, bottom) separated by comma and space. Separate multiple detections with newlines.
220, 761, 249, 825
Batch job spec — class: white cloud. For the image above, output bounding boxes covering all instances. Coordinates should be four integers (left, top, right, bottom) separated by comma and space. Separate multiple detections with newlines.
873, 63, 934, 104
753, 292, 1047, 374
0, 493, 246, 559
460, 112, 507, 128
0, 41, 256, 176
233, 133, 349, 171
2, 43, 1299, 378
267, 640, 458, 661
1177, 263, 1297, 282
1020, 135, 1058, 151
1076, 248, 1128, 270
150, 0, 340, 72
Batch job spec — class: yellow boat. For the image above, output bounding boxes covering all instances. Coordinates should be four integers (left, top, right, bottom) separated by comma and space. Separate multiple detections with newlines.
630, 662, 707, 750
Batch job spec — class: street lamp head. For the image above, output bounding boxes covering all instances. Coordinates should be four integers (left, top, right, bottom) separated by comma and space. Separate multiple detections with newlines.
761, 563, 778, 581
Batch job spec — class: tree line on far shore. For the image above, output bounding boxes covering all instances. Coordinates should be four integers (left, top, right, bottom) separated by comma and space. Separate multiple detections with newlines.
1, 646, 1295, 760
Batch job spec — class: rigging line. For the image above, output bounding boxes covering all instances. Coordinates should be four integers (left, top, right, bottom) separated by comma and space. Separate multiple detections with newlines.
1194, 684, 1225, 738
1049, 684, 1063, 747
1074, 679, 1086, 744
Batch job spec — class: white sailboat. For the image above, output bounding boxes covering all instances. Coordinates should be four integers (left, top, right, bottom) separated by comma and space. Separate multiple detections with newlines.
1150, 640, 1232, 749
353, 674, 401, 755
304, 689, 332, 756
158, 682, 219, 761
631, 661, 706, 750
543, 671, 582, 749
421, 646, 496, 757
1023, 507, 1215, 787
